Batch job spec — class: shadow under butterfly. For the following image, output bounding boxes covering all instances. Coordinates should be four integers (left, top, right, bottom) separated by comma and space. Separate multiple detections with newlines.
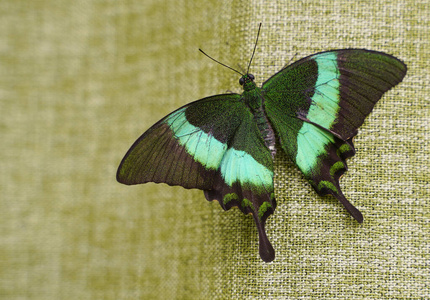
117, 24, 407, 262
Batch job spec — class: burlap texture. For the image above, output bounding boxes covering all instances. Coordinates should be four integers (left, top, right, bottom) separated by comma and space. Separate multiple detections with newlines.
1, 0, 428, 298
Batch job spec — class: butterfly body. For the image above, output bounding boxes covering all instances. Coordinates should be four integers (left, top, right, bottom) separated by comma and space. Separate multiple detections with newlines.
117, 49, 406, 262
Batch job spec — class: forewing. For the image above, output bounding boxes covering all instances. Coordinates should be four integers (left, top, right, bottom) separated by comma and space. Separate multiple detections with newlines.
117, 94, 243, 189
263, 49, 406, 139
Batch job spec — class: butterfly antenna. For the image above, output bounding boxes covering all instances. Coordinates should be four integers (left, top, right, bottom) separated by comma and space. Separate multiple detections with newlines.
247, 23, 262, 74
199, 49, 243, 76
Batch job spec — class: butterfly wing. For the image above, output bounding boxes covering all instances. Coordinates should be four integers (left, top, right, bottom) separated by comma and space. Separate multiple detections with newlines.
117, 94, 276, 262
263, 49, 407, 221
117, 94, 240, 188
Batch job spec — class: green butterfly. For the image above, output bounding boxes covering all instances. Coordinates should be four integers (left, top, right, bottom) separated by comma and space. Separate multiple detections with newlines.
117, 27, 406, 262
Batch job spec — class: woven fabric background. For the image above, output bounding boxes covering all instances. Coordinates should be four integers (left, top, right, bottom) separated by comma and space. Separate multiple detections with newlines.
1, 0, 428, 299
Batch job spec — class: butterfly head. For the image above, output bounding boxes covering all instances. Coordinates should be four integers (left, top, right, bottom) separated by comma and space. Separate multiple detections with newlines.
239, 74, 256, 91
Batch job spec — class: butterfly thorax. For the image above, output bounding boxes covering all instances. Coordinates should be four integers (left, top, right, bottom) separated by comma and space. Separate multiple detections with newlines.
240, 74, 261, 110
242, 86, 262, 111
254, 104, 277, 158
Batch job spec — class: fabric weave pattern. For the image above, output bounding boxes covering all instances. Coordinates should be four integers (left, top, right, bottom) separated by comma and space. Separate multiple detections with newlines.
1, 0, 428, 298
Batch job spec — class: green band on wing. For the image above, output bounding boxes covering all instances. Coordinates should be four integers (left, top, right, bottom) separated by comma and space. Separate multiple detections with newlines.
307, 52, 340, 128
336, 143, 353, 157
296, 52, 340, 174
317, 180, 338, 193
330, 161, 345, 177
339, 143, 352, 153
258, 202, 272, 220
223, 193, 239, 205
166, 108, 227, 170
242, 198, 253, 209
295, 124, 335, 173
220, 147, 273, 190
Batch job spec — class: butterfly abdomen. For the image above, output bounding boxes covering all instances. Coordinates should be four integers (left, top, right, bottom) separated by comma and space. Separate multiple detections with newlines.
253, 105, 277, 158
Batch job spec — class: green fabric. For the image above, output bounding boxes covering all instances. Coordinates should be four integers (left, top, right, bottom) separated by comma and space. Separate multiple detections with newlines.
1, 0, 428, 299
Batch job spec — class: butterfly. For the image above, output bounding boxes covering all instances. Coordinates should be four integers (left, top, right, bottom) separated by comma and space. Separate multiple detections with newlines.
116, 25, 407, 262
